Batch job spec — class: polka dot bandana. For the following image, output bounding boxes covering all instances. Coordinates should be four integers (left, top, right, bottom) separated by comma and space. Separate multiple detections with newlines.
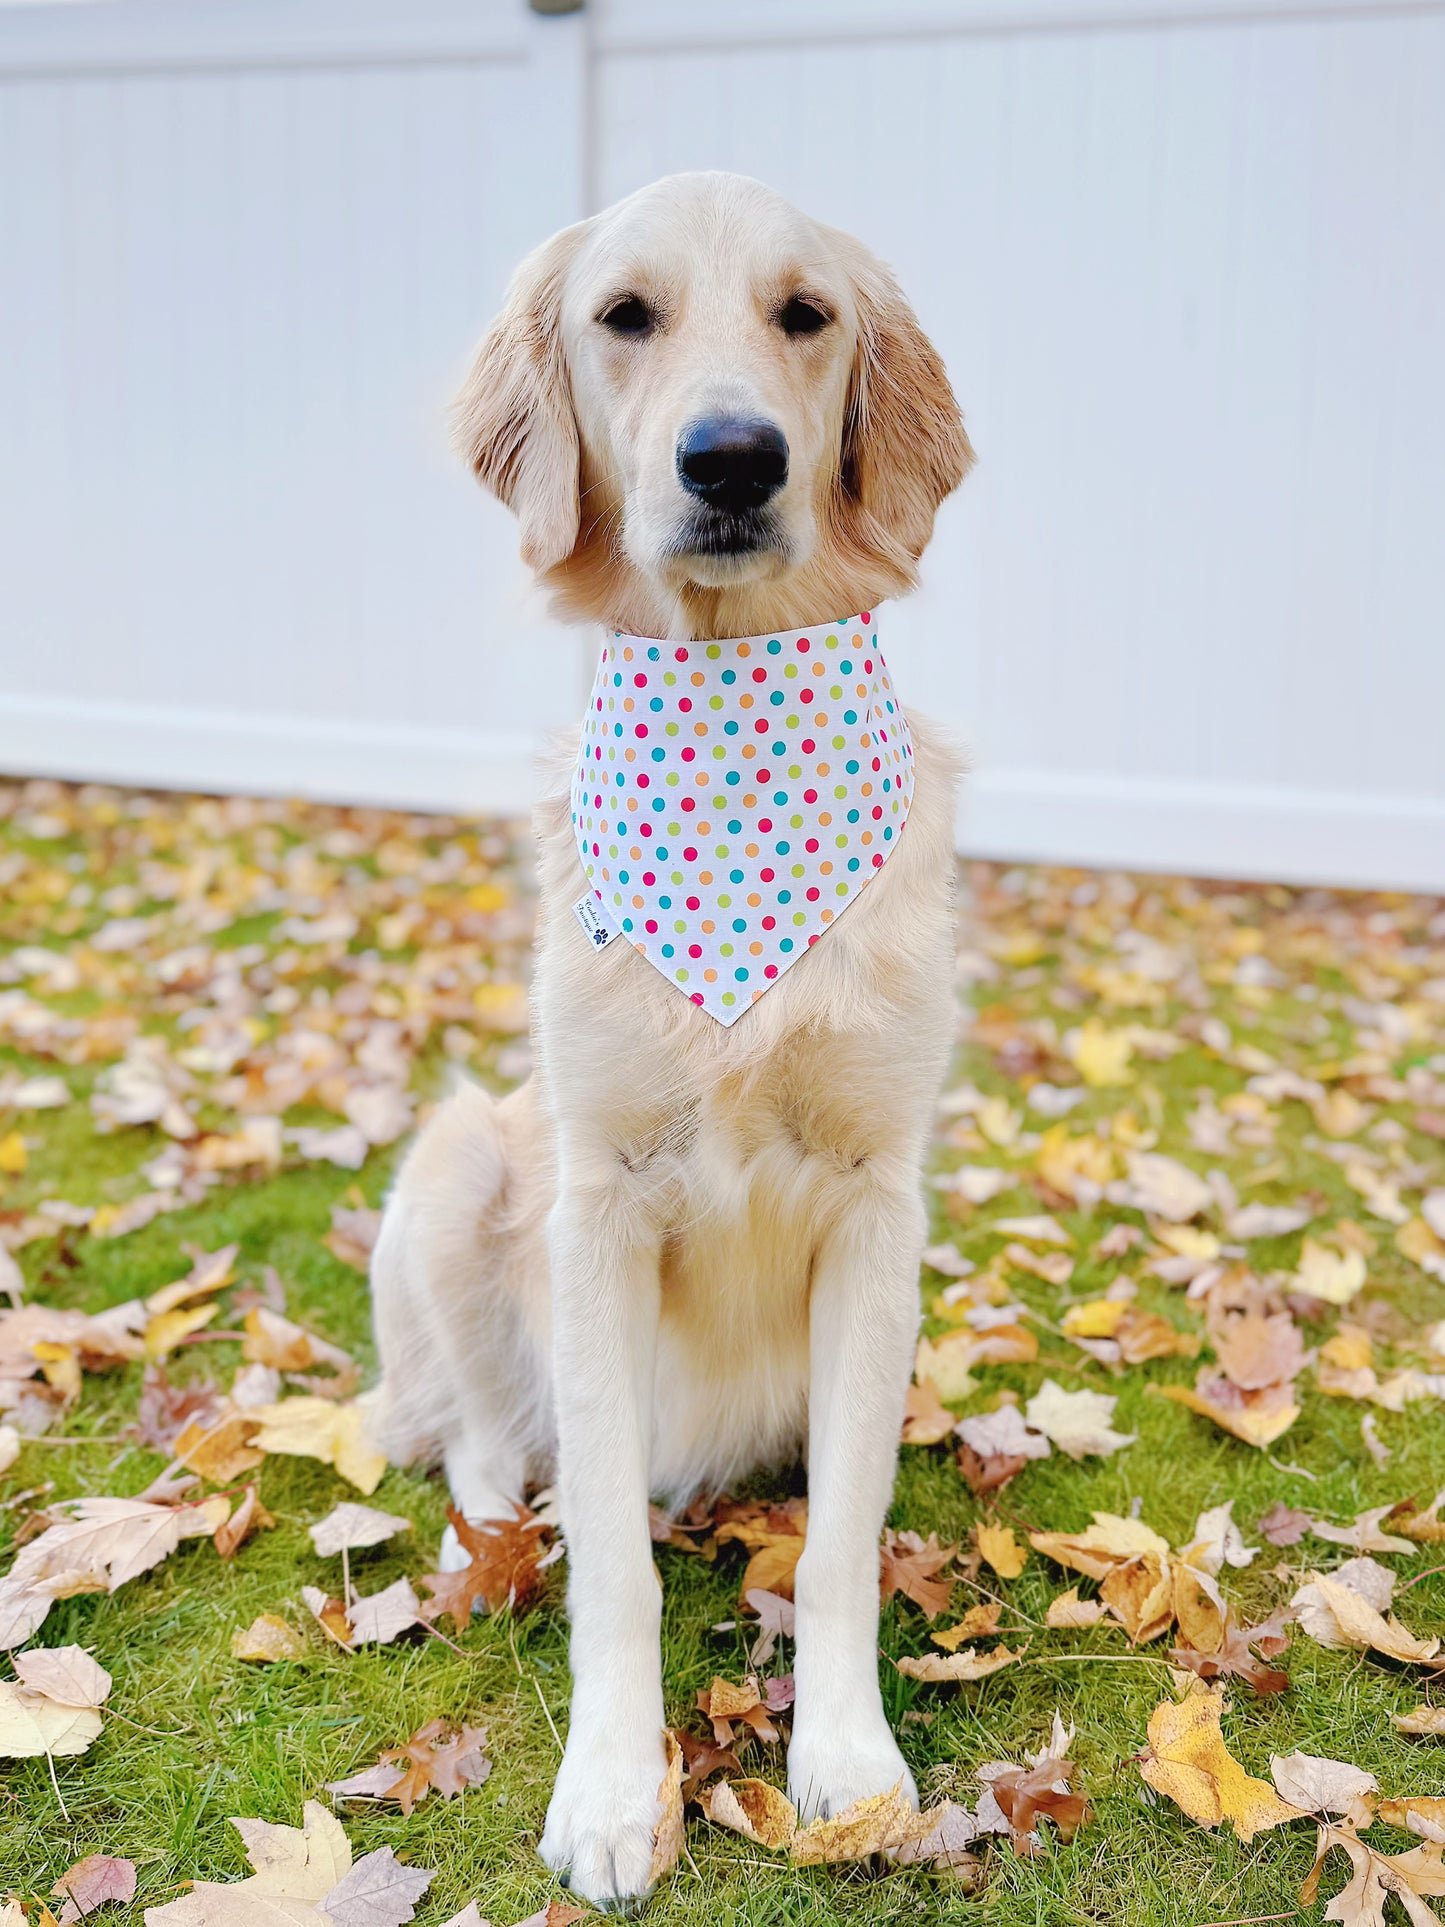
570, 610, 914, 1025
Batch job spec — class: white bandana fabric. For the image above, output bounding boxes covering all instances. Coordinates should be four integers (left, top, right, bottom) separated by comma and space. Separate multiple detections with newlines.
570, 610, 914, 1025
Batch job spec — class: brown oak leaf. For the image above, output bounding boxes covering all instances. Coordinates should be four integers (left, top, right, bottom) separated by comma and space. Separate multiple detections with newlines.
879, 1529, 957, 1619
327, 1717, 490, 1817
419, 1504, 552, 1631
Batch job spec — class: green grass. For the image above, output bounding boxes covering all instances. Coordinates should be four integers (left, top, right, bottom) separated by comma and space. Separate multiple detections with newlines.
2, 794, 1444, 1926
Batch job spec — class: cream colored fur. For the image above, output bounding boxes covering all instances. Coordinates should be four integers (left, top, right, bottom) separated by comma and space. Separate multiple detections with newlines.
371, 172, 971, 1910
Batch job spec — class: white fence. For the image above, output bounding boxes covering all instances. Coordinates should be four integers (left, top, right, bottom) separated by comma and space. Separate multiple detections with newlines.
2, 0, 1442, 889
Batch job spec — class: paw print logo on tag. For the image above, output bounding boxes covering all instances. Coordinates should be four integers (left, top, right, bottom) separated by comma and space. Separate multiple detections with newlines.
572, 895, 620, 951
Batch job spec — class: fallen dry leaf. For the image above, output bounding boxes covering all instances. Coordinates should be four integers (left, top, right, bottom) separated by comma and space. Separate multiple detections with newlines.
900, 1377, 957, 1446
1045, 1586, 1108, 1629
706, 1776, 797, 1848
419, 1505, 553, 1631
1030, 1512, 1171, 1582
1396, 1707, 1445, 1737
1291, 1569, 1440, 1665
171, 1411, 266, 1485
791, 1782, 933, 1865
1171, 1610, 1292, 1697
1303, 1821, 1445, 1927
714, 1501, 807, 1601
1023, 1380, 1136, 1460
647, 1728, 686, 1886
327, 1718, 490, 1817
672, 1726, 741, 1799
1294, 1238, 1368, 1306
142, 1799, 433, 1926
1160, 1371, 1301, 1448
214, 1484, 274, 1561
1258, 1500, 1313, 1546
978, 1713, 1091, 1855
879, 1529, 957, 1618
306, 1577, 421, 1649
1308, 1504, 1417, 1557
0, 1644, 111, 1758
696, 1675, 782, 1747
247, 1397, 386, 1495
1139, 1687, 1302, 1841
1109, 1151, 1213, 1221
52, 1853, 137, 1922
1269, 1750, 1377, 1824
231, 1613, 305, 1663
895, 1643, 1025, 1683
1374, 1797, 1445, 1843
324, 1206, 382, 1274
976, 1520, 1028, 1580
933, 1602, 1004, 1647
309, 1502, 412, 1558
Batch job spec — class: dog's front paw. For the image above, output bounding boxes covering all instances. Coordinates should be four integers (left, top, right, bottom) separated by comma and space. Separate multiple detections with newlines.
539, 1726, 667, 1913
786, 1714, 918, 1824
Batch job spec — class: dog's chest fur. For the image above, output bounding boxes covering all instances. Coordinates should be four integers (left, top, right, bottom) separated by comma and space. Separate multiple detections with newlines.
526, 715, 961, 1500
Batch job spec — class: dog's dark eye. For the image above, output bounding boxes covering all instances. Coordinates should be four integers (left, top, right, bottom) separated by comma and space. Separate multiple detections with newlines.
777, 296, 831, 338
599, 296, 656, 338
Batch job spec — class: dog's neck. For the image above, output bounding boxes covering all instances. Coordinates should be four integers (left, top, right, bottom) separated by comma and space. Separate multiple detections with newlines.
539, 509, 912, 644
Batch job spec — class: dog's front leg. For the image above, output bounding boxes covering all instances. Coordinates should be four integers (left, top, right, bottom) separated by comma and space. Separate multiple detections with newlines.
538, 1171, 666, 1910
788, 1172, 924, 1821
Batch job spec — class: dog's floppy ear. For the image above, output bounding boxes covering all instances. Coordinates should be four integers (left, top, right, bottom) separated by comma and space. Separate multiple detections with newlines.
837, 244, 974, 580
453, 222, 586, 573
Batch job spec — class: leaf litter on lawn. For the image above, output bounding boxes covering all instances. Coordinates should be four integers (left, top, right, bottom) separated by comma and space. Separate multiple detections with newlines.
4, 786, 1445, 1918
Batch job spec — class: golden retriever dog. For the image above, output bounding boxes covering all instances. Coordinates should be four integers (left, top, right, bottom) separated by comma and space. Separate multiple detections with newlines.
371, 170, 972, 1909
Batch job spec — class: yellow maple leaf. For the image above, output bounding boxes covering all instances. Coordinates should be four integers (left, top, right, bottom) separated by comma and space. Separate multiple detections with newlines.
1140, 1688, 1303, 1841
247, 1398, 386, 1495
791, 1782, 934, 1864
706, 1777, 798, 1849
1062, 1298, 1127, 1339
1068, 1020, 1135, 1088
977, 1521, 1028, 1580
0, 1131, 27, 1175
144, 1302, 219, 1362
1294, 1239, 1367, 1306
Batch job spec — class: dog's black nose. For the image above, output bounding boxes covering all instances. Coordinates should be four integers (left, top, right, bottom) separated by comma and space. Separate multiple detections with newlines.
676, 418, 789, 511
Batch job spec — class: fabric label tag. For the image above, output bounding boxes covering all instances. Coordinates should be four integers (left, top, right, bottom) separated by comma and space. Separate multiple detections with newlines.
572, 894, 621, 952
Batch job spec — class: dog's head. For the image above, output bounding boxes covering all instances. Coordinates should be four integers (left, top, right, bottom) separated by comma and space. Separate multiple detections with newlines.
455, 172, 972, 634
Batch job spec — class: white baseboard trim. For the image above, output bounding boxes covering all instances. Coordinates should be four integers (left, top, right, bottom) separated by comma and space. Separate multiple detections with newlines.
2, 695, 1440, 892
961, 768, 1445, 893
0, 693, 544, 820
